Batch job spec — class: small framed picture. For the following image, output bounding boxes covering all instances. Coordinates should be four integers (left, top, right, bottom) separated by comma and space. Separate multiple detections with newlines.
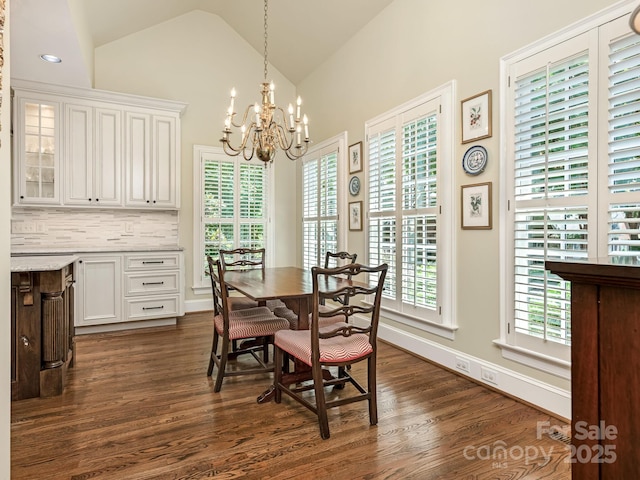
349, 201, 363, 231
461, 182, 492, 230
461, 90, 492, 144
348, 141, 363, 174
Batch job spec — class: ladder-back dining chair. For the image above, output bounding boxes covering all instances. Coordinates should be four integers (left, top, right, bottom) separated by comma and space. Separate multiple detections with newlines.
273, 262, 388, 439
206, 256, 290, 392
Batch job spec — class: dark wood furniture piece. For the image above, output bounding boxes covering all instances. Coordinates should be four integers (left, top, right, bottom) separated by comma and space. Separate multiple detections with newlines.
546, 259, 640, 480
11, 256, 76, 400
206, 257, 289, 392
273, 263, 387, 439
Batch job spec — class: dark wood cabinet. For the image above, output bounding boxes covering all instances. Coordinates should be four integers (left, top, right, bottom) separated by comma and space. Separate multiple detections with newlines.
546, 260, 640, 480
11, 262, 75, 400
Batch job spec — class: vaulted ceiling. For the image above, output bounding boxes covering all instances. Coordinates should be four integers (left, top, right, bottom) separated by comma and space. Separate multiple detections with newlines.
11, 0, 395, 88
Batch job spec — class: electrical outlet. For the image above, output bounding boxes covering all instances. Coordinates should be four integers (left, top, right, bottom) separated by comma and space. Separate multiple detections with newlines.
455, 357, 470, 373
36, 222, 47, 233
22, 222, 36, 233
481, 366, 498, 385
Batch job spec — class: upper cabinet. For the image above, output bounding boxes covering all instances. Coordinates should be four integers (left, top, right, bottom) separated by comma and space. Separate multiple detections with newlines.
124, 111, 179, 208
13, 94, 62, 205
65, 102, 122, 206
12, 81, 187, 210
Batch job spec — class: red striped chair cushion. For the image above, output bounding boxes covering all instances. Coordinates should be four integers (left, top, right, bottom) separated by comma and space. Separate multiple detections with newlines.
274, 323, 373, 366
215, 309, 290, 340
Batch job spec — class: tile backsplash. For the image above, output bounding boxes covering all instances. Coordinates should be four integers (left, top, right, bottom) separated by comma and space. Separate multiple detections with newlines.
11, 208, 179, 249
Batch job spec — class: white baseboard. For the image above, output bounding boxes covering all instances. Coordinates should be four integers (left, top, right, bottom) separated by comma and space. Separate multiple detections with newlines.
378, 321, 571, 420
184, 299, 571, 420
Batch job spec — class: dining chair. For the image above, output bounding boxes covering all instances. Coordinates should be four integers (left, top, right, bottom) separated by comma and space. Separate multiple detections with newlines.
206, 256, 290, 392
273, 262, 388, 439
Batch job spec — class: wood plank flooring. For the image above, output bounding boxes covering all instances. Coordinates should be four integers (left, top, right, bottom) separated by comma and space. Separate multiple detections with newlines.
11, 312, 571, 479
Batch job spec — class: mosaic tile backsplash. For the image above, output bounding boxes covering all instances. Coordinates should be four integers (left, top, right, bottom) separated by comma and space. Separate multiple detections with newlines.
11, 208, 179, 249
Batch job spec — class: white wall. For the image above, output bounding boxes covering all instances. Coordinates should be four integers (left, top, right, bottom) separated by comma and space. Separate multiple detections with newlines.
298, 0, 623, 415
1, 1, 11, 477
93, 10, 299, 301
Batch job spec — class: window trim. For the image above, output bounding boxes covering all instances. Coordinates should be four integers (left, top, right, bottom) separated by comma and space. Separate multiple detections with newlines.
191, 144, 274, 295
365, 81, 456, 338
498, 1, 634, 377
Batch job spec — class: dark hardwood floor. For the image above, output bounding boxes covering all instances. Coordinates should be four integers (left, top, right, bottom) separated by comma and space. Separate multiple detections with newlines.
11, 312, 571, 479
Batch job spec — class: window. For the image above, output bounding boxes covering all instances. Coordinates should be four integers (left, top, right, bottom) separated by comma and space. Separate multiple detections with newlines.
501, 7, 640, 374
302, 134, 345, 270
192, 145, 270, 291
365, 83, 455, 336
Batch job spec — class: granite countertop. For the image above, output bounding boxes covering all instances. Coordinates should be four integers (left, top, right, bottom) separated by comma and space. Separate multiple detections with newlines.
11, 245, 184, 255
11, 255, 79, 272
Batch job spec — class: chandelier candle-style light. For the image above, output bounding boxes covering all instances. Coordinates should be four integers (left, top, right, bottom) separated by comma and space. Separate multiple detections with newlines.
220, 0, 310, 165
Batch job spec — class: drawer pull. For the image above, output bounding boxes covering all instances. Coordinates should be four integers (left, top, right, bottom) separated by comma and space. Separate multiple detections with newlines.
142, 260, 165, 264
142, 281, 165, 286
142, 305, 165, 311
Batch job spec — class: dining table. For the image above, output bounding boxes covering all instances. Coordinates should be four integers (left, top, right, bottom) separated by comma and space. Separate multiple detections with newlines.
223, 266, 348, 403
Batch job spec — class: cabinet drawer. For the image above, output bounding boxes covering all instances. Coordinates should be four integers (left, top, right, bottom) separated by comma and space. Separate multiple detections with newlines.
124, 271, 179, 296
124, 253, 180, 271
125, 295, 179, 320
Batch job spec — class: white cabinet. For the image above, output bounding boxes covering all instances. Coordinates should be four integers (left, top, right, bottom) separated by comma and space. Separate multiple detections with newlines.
75, 250, 184, 333
13, 93, 62, 205
124, 111, 180, 209
12, 80, 186, 210
76, 255, 123, 327
123, 252, 183, 321
64, 103, 122, 206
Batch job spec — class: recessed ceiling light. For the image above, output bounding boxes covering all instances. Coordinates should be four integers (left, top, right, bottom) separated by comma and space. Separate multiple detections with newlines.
40, 54, 62, 63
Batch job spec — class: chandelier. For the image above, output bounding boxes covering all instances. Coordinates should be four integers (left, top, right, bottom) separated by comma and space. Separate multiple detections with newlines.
220, 0, 310, 165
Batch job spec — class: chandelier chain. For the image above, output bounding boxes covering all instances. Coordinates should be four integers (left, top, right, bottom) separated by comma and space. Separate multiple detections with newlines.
263, 0, 269, 81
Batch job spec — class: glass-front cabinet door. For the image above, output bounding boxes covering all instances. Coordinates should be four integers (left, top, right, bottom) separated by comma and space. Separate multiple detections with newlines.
14, 94, 61, 205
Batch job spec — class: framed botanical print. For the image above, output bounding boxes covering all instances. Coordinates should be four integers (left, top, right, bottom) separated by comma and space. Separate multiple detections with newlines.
349, 201, 363, 231
348, 141, 363, 174
461, 90, 492, 144
461, 182, 492, 230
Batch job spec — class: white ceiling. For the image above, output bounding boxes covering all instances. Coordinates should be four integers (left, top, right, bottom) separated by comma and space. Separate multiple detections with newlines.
10, 0, 395, 88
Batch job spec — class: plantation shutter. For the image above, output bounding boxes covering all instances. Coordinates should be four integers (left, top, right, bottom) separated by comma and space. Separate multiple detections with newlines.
606, 29, 640, 263
302, 148, 339, 270
511, 38, 593, 348
368, 123, 397, 302
368, 98, 441, 317
202, 156, 267, 272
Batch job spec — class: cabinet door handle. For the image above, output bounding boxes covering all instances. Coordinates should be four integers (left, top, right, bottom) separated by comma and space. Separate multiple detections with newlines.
142, 261, 164, 264
142, 281, 164, 286
20, 335, 30, 347
142, 305, 165, 311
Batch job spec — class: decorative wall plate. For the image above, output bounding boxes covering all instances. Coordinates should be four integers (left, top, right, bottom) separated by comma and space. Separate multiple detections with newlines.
349, 175, 361, 196
462, 145, 488, 175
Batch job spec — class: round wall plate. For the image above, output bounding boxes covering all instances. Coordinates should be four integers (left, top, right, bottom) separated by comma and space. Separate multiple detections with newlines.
349, 175, 361, 196
462, 145, 488, 175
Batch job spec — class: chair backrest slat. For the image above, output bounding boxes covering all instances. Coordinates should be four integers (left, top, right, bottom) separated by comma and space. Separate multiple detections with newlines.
219, 247, 265, 271
311, 263, 387, 347
322, 251, 358, 306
